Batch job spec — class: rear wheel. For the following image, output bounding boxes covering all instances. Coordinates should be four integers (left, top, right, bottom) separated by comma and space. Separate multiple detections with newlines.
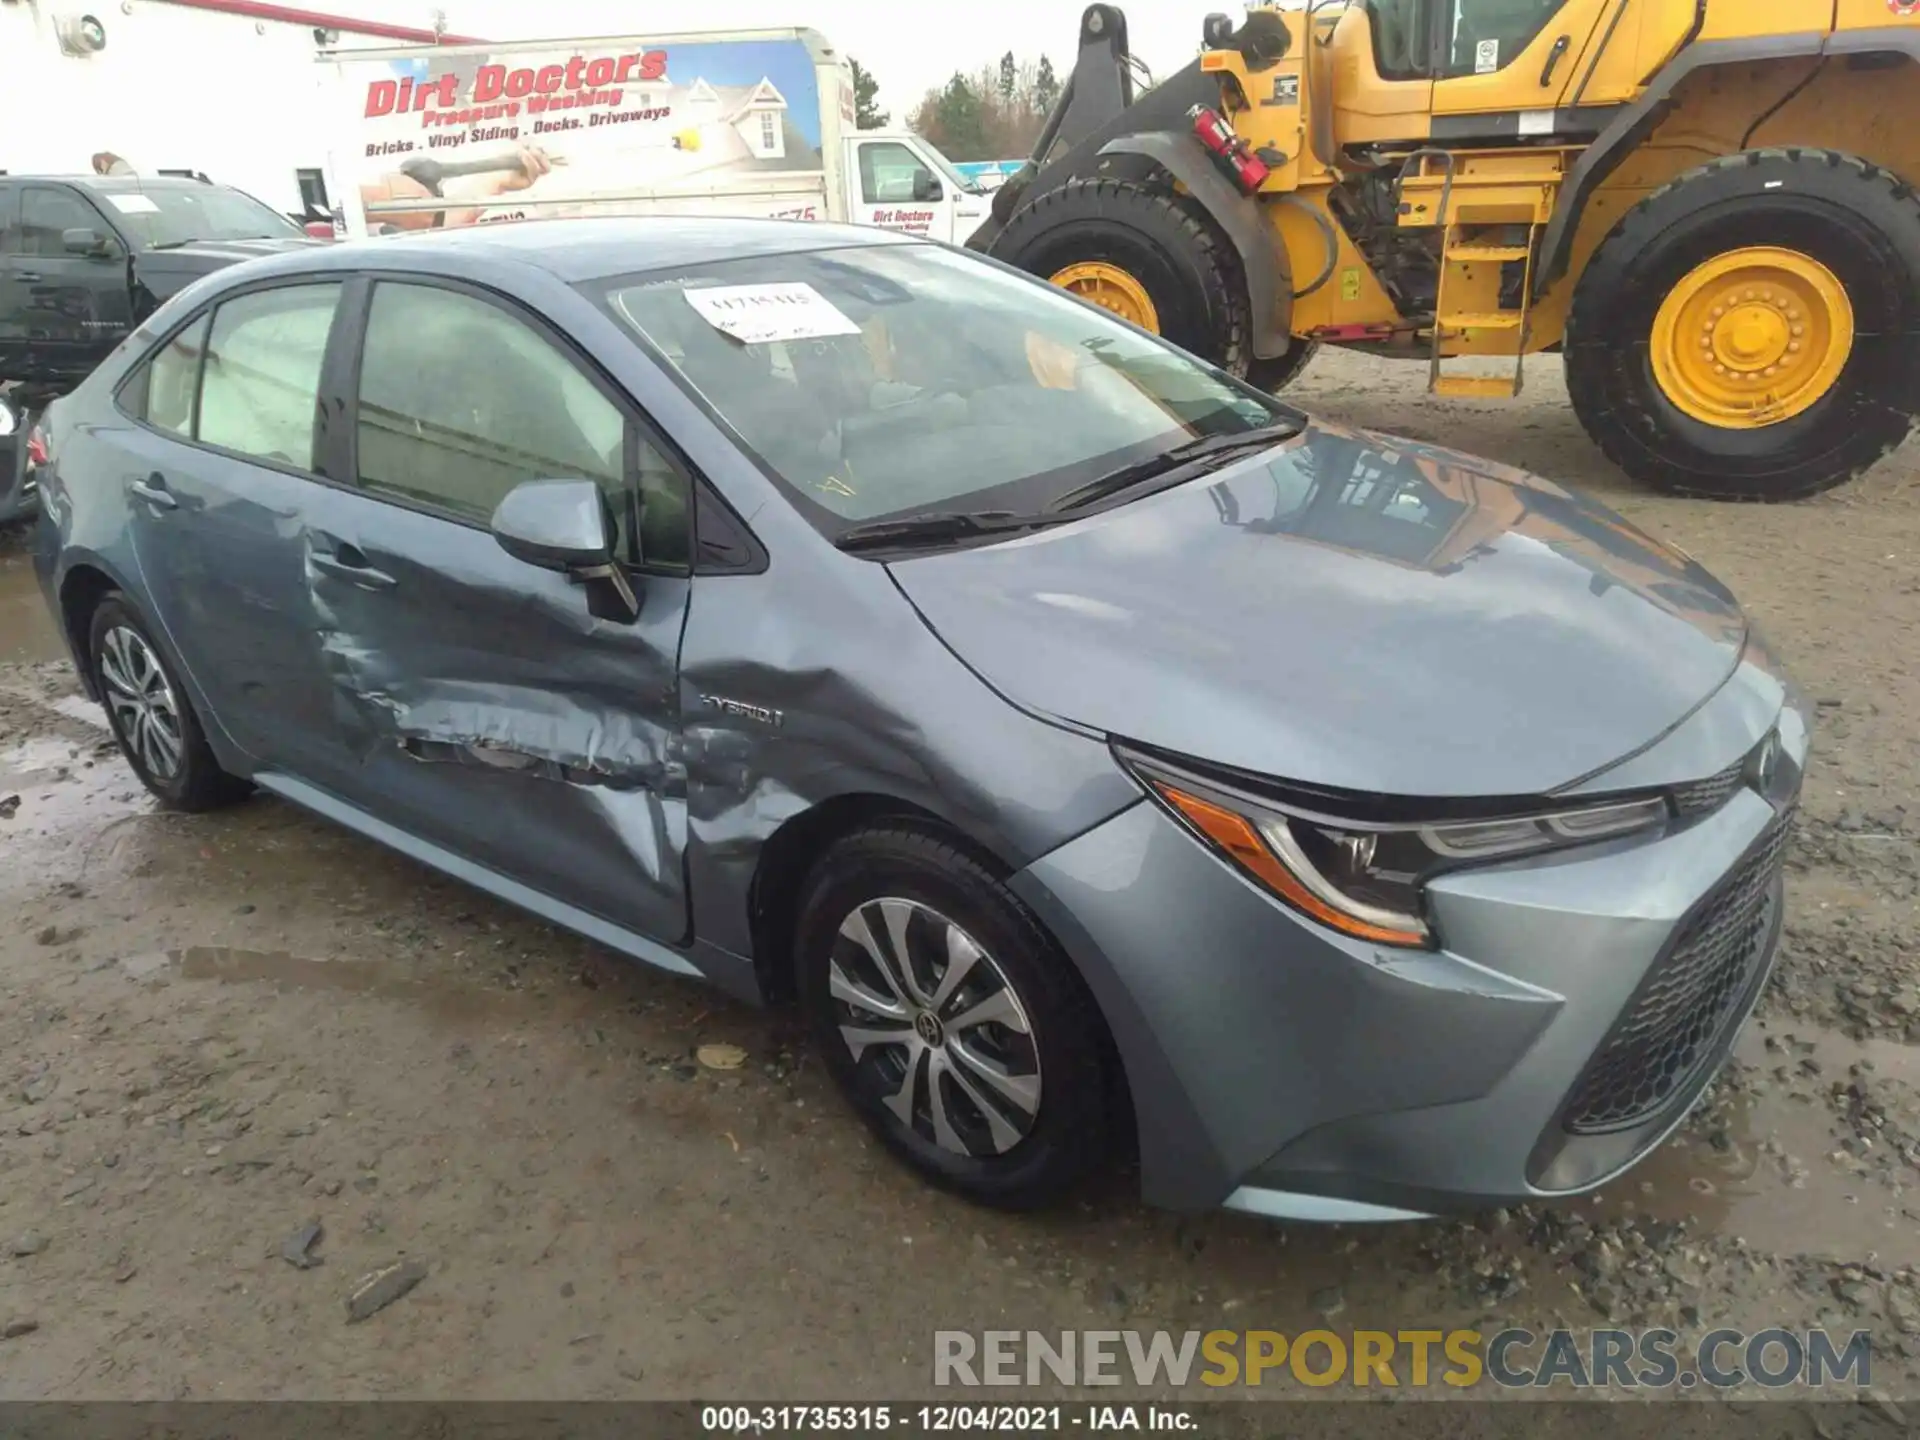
88, 596, 250, 812
993, 177, 1253, 376
1567, 148, 1920, 501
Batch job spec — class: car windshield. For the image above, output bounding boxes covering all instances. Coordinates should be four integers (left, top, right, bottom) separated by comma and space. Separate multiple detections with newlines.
586, 243, 1294, 537
88, 184, 300, 248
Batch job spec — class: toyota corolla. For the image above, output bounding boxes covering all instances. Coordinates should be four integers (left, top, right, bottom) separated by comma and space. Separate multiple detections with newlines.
29, 218, 1807, 1219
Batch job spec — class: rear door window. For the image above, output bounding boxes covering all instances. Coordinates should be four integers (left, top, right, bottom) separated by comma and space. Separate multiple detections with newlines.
142, 314, 210, 437
118, 282, 340, 469
195, 283, 342, 469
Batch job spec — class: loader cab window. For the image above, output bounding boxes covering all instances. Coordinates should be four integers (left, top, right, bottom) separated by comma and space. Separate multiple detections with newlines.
1444, 0, 1569, 78
1363, 0, 1571, 81
1363, 0, 1431, 81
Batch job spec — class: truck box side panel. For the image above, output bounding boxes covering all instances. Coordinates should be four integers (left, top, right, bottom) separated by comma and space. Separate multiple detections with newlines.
327, 32, 837, 237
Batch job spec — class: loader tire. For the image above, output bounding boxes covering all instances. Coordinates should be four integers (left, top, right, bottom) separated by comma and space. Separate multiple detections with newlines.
1567, 148, 1920, 502
993, 178, 1252, 376
1247, 339, 1320, 393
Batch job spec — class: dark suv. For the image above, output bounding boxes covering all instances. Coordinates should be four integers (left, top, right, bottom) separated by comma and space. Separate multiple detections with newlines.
0, 175, 321, 392
0, 175, 319, 523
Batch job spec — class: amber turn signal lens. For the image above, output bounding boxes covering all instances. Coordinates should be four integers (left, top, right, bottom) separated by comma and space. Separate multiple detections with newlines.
1154, 783, 1430, 948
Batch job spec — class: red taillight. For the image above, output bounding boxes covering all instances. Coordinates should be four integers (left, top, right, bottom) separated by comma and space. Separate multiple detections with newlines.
303, 220, 336, 241
26, 428, 49, 469
1189, 104, 1270, 195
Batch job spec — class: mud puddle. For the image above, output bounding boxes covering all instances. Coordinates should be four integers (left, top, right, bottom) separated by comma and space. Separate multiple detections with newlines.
123, 943, 537, 1022
0, 731, 160, 874
1592, 1018, 1920, 1265
0, 548, 62, 662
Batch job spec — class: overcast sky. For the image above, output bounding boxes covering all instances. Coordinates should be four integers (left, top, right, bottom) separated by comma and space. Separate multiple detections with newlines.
431, 0, 1231, 125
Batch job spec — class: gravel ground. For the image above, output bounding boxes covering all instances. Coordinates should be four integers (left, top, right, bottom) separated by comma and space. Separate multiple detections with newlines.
1, 350, 1918, 1404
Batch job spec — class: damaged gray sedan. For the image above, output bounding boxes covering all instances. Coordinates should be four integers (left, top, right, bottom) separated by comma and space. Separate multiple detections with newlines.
29, 218, 1807, 1218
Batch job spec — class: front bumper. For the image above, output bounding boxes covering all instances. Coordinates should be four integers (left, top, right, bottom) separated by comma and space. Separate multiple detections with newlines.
1011, 659, 1808, 1216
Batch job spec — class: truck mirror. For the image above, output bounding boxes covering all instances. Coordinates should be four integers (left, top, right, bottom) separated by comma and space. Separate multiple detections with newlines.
912, 172, 943, 203
61, 228, 111, 258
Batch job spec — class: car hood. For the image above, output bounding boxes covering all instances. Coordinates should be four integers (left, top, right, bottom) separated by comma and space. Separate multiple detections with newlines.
133, 237, 323, 300
888, 423, 1749, 799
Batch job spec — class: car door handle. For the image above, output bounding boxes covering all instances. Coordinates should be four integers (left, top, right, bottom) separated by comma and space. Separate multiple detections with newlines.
311, 543, 396, 591
129, 473, 178, 510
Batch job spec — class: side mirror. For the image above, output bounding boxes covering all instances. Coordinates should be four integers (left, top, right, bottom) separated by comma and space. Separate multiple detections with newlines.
490, 478, 639, 622
912, 172, 943, 203
62, 228, 112, 258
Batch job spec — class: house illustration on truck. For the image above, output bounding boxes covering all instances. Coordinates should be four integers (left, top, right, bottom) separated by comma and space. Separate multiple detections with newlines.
681, 76, 789, 160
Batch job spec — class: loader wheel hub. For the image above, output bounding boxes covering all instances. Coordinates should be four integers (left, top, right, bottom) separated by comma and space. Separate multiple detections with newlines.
1050, 262, 1160, 332
1651, 247, 1854, 430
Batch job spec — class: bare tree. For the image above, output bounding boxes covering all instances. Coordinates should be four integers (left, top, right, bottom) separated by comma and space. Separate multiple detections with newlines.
911, 55, 1058, 161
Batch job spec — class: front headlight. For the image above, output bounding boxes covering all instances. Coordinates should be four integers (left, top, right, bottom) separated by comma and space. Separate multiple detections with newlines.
1117, 746, 1670, 949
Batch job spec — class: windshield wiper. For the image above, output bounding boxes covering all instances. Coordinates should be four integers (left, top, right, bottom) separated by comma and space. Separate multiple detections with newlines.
833, 509, 1058, 554
1047, 421, 1306, 514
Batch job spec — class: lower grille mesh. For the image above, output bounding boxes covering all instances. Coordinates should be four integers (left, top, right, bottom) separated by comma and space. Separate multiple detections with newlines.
1562, 813, 1794, 1135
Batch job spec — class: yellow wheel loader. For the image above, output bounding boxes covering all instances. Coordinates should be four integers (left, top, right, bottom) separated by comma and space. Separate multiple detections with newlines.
967, 0, 1920, 501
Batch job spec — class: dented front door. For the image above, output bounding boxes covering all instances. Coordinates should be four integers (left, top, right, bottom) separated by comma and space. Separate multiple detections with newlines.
299, 274, 694, 947
302, 489, 694, 946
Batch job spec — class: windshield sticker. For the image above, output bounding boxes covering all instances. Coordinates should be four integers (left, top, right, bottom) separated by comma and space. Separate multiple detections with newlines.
1475, 39, 1500, 73
104, 194, 161, 214
685, 282, 861, 345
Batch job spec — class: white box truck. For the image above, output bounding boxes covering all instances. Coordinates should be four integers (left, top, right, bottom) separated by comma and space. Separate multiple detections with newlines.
323, 29, 992, 245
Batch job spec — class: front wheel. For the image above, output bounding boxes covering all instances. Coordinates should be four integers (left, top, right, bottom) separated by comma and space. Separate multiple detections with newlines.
1567, 148, 1920, 501
1247, 339, 1321, 393
797, 827, 1117, 1210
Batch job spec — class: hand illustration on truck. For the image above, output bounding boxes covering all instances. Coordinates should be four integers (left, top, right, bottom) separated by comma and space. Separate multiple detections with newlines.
359, 144, 558, 231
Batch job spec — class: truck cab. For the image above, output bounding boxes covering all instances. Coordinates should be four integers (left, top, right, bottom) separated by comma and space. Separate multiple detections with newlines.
842, 132, 992, 245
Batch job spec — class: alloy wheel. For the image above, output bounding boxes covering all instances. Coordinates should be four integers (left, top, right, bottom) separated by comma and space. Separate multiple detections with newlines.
1649, 246, 1855, 430
98, 624, 185, 781
828, 897, 1043, 1157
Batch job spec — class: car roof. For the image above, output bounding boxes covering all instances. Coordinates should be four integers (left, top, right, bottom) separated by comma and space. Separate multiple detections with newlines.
293, 216, 921, 285
3, 176, 249, 193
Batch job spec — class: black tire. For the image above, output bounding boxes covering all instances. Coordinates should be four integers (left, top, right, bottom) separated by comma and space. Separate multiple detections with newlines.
993, 177, 1253, 376
88, 594, 250, 812
1567, 148, 1920, 501
1247, 338, 1321, 393
797, 827, 1116, 1210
